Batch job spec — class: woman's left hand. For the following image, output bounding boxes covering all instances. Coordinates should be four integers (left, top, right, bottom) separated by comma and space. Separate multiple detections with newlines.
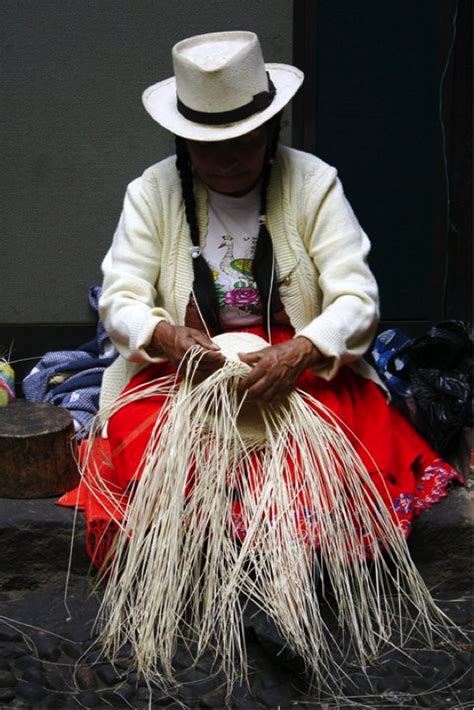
237, 336, 323, 402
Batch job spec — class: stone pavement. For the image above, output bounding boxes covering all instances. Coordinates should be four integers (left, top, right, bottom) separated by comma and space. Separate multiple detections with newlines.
0, 483, 472, 709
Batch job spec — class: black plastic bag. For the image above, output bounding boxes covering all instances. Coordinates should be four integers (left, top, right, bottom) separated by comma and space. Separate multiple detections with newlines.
388, 321, 473, 455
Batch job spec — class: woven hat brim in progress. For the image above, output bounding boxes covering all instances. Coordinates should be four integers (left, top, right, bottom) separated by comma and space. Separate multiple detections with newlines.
203, 331, 279, 446
142, 63, 304, 141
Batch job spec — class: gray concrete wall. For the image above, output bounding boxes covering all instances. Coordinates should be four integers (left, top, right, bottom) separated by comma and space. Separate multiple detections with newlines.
1, 0, 292, 324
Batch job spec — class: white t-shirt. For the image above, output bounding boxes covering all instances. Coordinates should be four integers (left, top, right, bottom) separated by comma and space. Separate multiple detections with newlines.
203, 185, 263, 329
185, 185, 290, 331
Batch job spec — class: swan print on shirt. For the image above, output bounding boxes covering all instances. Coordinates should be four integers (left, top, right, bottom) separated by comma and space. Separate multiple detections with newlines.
187, 183, 265, 329
214, 234, 260, 308
210, 233, 263, 328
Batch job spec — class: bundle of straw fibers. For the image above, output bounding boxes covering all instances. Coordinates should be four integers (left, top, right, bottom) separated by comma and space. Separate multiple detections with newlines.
85, 331, 453, 694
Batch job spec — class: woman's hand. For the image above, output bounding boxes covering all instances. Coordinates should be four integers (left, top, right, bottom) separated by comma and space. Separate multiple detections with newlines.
149, 321, 225, 380
237, 336, 323, 402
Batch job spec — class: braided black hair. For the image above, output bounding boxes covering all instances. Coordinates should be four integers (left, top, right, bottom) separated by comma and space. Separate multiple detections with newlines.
175, 137, 221, 333
175, 111, 282, 333
253, 113, 281, 328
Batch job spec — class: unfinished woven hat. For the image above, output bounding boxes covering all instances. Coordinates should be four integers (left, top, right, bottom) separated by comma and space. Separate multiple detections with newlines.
209, 331, 275, 445
142, 31, 304, 141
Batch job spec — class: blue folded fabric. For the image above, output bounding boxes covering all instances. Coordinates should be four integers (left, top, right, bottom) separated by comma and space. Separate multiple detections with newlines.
371, 328, 413, 406
23, 287, 118, 435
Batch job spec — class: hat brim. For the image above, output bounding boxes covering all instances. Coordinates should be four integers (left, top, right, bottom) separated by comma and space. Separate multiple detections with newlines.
142, 64, 304, 141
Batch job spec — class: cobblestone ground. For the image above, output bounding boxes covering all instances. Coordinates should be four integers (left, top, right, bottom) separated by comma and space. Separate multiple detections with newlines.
0, 547, 471, 710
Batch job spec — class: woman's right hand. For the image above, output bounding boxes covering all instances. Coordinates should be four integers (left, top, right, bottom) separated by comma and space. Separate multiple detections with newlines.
149, 321, 225, 380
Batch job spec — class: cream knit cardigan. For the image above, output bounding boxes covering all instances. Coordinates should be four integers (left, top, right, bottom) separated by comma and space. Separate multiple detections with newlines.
99, 146, 383, 411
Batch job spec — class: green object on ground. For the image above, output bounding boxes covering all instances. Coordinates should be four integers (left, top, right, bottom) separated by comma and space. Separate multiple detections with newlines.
0, 362, 15, 406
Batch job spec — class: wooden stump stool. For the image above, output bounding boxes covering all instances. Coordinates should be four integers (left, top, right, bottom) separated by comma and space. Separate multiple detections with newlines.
0, 401, 79, 498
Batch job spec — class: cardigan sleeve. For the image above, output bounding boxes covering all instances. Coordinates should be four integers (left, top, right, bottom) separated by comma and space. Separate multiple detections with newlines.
99, 175, 173, 364
296, 168, 380, 379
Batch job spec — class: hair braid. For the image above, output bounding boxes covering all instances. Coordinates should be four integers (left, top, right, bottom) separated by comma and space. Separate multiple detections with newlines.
252, 113, 282, 329
175, 137, 221, 334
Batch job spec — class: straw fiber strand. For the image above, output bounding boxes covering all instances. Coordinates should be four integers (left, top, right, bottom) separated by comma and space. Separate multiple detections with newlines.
78, 332, 455, 695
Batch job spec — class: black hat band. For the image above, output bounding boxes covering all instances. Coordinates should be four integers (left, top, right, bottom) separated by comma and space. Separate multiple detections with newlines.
176, 73, 276, 126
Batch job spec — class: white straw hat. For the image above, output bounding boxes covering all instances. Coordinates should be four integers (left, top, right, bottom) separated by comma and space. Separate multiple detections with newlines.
142, 31, 304, 142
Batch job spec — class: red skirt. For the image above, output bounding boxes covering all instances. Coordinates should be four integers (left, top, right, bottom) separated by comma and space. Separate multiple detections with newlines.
59, 326, 462, 566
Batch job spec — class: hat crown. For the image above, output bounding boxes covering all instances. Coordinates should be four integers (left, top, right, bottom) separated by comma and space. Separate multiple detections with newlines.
172, 31, 269, 114
178, 35, 249, 72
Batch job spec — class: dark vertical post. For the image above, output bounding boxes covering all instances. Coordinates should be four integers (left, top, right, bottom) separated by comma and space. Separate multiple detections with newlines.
432, 0, 472, 322
292, 0, 318, 153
